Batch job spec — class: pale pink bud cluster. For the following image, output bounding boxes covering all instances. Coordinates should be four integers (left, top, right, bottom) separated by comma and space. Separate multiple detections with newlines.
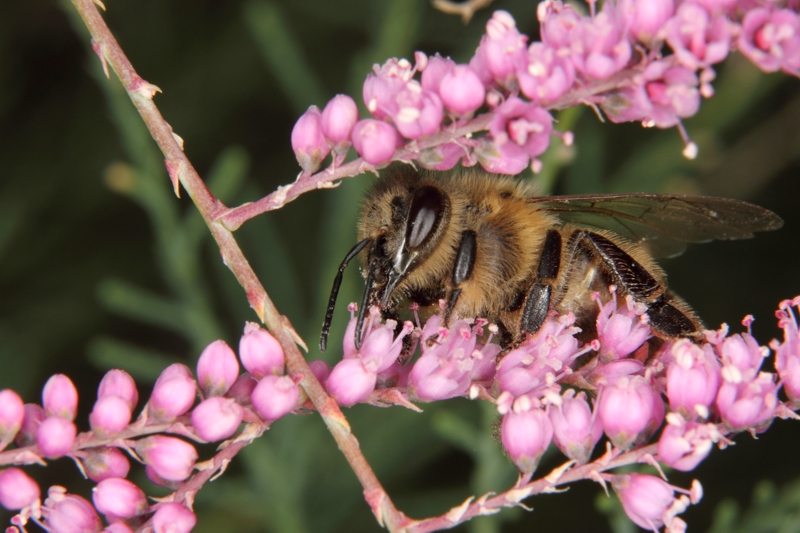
289, 2, 800, 178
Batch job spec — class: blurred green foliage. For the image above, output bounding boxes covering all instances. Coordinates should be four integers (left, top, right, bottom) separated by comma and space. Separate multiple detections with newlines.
1, 0, 800, 531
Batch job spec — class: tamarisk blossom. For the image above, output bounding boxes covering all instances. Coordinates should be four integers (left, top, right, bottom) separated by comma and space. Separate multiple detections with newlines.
0, 389, 23, 449
0, 468, 40, 511
773, 297, 800, 404
666, 339, 720, 420
327, 306, 413, 406
495, 313, 585, 398
549, 389, 603, 464
710, 326, 779, 431
287, 2, 800, 180
658, 414, 720, 471
41, 487, 103, 533
594, 289, 652, 362
499, 395, 553, 474
612, 474, 702, 533
409, 316, 498, 401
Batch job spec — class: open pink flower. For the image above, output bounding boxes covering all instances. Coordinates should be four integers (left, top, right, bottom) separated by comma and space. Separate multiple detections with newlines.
739, 8, 800, 76
666, 2, 732, 70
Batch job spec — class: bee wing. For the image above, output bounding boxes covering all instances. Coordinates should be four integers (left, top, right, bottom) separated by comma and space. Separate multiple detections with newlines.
528, 194, 783, 258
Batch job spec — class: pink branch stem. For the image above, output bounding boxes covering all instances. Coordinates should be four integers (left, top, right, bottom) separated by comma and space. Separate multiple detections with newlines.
69, 1, 406, 529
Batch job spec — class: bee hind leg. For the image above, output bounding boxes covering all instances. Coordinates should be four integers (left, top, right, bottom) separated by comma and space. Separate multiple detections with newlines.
578, 231, 700, 339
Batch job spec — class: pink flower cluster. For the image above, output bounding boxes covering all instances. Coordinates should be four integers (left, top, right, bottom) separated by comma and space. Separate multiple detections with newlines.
0, 322, 300, 533
322, 292, 800, 531
291, 1, 800, 176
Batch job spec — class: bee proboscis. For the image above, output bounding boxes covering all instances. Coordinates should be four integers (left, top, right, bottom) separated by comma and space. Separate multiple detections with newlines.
320, 168, 783, 351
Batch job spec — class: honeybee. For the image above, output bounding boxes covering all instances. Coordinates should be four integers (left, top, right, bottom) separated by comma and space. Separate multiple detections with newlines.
319, 167, 783, 351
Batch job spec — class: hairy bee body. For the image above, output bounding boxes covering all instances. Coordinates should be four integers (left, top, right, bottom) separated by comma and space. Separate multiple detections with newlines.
320, 167, 782, 351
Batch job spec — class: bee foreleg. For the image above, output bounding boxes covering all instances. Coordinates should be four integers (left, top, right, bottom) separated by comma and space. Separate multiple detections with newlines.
444, 230, 477, 325
518, 230, 562, 338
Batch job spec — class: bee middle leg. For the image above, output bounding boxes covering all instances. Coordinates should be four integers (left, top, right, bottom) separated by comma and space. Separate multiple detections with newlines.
442, 229, 477, 325
516, 229, 562, 341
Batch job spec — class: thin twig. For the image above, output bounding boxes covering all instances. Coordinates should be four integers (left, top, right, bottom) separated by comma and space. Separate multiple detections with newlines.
432, 0, 495, 24
69, 0, 406, 529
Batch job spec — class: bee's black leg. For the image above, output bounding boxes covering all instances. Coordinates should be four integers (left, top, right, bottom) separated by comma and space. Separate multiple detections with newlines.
443, 230, 477, 325
579, 231, 698, 337
518, 229, 562, 338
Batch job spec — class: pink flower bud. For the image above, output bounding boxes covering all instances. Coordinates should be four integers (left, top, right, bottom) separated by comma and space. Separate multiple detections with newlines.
420, 54, 456, 94
549, 390, 603, 464
321, 94, 359, 146
97, 370, 138, 411
473, 10, 528, 87
0, 467, 40, 510
251, 375, 300, 420
612, 474, 698, 532
152, 502, 197, 533
351, 119, 399, 166
239, 323, 285, 379
89, 395, 133, 437
15, 403, 44, 447
326, 359, 377, 407
36, 416, 77, 459
500, 401, 553, 474
83, 447, 131, 482
620, 0, 674, 45
149, 364, 197, 422
197, 340, 240, 397
92, 478, 148, 518
291, 105, 331, 173
439, 65, 486, 116
226, 373, 257, 404
666, 340, 720, 419
191, 397, 243, 442
0, 389, 24, 447
308, 359, 331, 384
658, 416, 718, 472
43, 492, 103, 533
598, 376, 660, 449
136, 436, 198, 482
42, 374, 78, 421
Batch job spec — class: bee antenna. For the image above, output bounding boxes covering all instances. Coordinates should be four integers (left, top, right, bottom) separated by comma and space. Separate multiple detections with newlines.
319, 238, 372, 352
355, 258, 378, 351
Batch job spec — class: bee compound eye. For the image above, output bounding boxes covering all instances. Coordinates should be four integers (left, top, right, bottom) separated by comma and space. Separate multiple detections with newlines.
405, 186, 445, 249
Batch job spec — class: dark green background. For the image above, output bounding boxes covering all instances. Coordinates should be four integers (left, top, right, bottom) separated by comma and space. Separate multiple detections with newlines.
2, 0, 800, 531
